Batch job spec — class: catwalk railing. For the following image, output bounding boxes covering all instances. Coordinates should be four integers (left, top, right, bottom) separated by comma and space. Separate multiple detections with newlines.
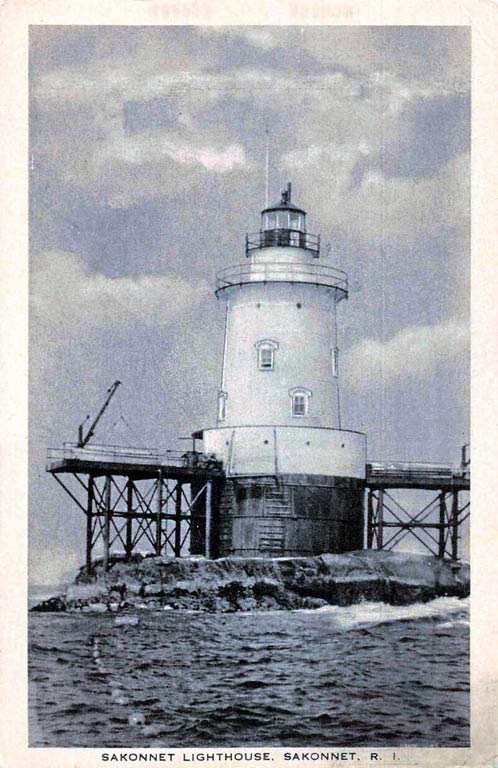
46, 443, 221, 477
48, 443, 187, 468
367, 461, 469, 490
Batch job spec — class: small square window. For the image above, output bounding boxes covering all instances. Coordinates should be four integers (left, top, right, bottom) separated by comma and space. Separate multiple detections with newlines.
259, 348, 273, 369
293, 395, 306, 416
289, 387, 311, 417
255, 339, 278, 371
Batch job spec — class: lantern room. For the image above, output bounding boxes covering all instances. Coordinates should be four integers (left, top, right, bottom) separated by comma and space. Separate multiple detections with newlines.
261, 182, 306, 232
246, 182, 320, 257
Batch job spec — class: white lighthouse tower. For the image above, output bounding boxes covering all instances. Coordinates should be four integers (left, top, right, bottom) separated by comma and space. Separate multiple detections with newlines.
200, 184, 367, 557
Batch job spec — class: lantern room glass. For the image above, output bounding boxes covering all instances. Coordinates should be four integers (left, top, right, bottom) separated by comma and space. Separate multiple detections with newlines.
290, 212, 304, 231
262, 211, 305, 232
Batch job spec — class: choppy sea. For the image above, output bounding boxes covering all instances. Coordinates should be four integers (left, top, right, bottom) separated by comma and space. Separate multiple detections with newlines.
28, 596, 469, 748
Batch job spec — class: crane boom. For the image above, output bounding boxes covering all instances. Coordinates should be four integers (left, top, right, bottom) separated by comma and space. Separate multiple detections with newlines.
77, 380, 122, 448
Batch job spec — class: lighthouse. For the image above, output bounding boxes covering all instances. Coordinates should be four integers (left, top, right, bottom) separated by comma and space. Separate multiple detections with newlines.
200, 184, 367, 557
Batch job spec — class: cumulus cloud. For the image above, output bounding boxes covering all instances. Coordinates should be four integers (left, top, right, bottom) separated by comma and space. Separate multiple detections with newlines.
236, 28, 281, 50
197, 27, 282, 50
344, 317, 469, 391
31, 251, 210, 340
281, 146, 469, 255
34, 65, 291, 110
298, 26, 470, 93
36, 67, 224, 107
35, 63, 459, 117
97, 133, 247, 173
30, 26, 469, 214
33, 66, 462, 210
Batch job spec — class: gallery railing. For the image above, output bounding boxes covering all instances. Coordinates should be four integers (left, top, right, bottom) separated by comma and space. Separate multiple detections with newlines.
216, 260, 348, 296
246, 229, 320, 256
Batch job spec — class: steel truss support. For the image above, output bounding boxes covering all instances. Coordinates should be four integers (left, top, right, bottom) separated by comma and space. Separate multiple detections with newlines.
366, 486, 469, 561
86, 476, 94, 573
50, 471, 216, 572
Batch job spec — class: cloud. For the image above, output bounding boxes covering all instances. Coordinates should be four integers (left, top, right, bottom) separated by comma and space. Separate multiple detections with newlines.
344, 317, 469, 391
235, 28, 281, 50
35, 62, 460, 117
196, 26, 281, 50
30, 251, 210, 340
298, 26, 470, 93
34, 65, 280, 109
97, 133, 247, 173
281, 147, 469, 255
33, 67, 465, 210
30, 26, 469, 214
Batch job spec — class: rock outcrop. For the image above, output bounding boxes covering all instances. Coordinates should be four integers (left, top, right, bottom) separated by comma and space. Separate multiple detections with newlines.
31, 550, 469, 614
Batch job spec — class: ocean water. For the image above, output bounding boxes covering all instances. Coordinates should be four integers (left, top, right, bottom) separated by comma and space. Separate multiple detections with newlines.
28, 597, 469, 748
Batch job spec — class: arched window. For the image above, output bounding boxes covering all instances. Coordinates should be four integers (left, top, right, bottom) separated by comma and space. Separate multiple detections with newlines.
255, 339, 279, 371
289, 387, 312, 417
218, 391, 228, 421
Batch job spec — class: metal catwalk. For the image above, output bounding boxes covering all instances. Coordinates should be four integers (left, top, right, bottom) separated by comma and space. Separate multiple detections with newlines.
47, 444, 470, 568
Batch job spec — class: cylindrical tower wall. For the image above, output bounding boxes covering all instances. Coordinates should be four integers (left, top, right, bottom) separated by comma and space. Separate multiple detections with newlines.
203, 425, 366, 478
219, 282, 340, 429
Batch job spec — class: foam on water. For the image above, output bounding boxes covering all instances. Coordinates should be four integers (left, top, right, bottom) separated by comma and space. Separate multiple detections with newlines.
295, 596, 469, 630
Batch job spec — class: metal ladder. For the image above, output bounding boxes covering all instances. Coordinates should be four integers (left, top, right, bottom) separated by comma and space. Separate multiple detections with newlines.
259, 485, 292, 553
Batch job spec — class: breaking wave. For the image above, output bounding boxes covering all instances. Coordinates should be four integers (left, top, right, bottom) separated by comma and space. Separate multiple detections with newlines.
295, 595, 469, 630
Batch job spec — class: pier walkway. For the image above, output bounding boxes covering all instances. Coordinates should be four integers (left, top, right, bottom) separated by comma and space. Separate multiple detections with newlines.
46, 443, 222, 480
366, 461, 469, 491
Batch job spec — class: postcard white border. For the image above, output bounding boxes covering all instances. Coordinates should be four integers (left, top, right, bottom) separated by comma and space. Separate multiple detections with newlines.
1, 1, 497, 766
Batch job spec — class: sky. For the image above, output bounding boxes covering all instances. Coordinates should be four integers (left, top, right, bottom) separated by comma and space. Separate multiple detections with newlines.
29, 26, 470, 584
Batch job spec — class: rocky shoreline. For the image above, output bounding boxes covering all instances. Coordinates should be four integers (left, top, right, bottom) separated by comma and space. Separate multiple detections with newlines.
31, 549, 469, 614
